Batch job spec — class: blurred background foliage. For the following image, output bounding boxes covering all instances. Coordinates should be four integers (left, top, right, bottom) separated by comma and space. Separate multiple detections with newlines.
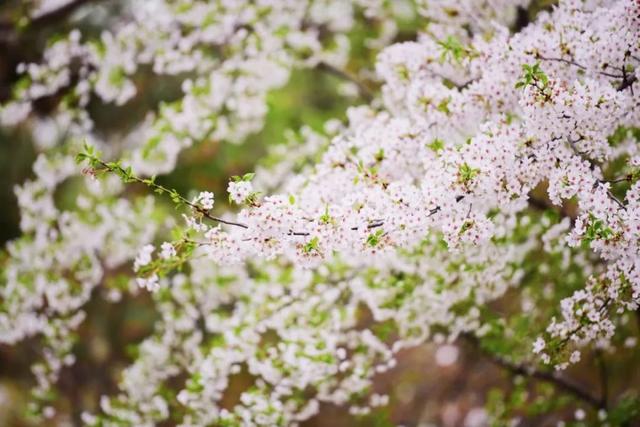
1, 1, 639, 427
0, 2, 424, 426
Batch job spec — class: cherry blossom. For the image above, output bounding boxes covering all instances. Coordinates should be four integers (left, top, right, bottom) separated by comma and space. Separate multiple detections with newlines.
2, 0, 640, 424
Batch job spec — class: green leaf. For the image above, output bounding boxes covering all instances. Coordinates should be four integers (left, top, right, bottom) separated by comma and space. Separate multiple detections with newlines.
428, 138, 445, 152
459, 219, 474, 235
366, 229, 384, 247
458, 162, 480, 184
436, 98, 451, 114
437, 35, 473, 63
303, 236, 320, 254
319, 206, 333, 224
515, 62, 549, 90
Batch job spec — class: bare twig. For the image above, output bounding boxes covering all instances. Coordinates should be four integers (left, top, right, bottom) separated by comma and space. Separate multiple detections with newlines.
535, 54, 588, 70
601, 175, 634, 185
92, 159, 250, 229
534, 53, 636, 91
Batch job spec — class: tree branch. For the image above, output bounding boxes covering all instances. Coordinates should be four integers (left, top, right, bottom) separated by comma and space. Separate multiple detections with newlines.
0, 0, 104, 46
528, 192, 576, 223
596, 351, 609, 410
89, 158, 251, 229
81, 151, 461, 239
317, 61, 374, 102
85, 156, 433, 236
617, 73, 637, 92
534, 53, 637, 92
29, 0, 99, 27
464, 334, 603, 409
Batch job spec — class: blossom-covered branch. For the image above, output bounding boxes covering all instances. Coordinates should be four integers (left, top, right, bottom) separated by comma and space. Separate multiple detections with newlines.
2, 0, 640, 425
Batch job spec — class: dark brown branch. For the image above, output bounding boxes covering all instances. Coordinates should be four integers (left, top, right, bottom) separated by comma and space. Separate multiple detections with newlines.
596, 351, 608, 409
602, 175, 634, 185
618, 73, 637, 92
536, 54, 588, 70
513, 6, 530, 32
317, 61, 374, 102
93, 159, 250, 229
286, 206, 441, 237
492, 352, 603, 409
528, 193, 576, 223
534, 54, 637, 90
0, 0, 104, 46
464, 334, 603, 409
29, 0, 100, 27
528, 194, 553, 212
93, 158, 449, 236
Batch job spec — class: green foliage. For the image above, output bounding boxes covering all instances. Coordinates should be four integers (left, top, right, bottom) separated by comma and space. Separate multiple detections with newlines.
374, 148, 385, 163
437, 35, 473, 63
457, 162, 480, 186
108, 67, 126, 87
486, 378, 573, 426
366, 229, 384, 247
436, 97, 452, 114
395, 64, 410, 81
608, 395, 640, 426
76, 143, 194, 212
428, 138, 445, 152
230, 173, 255, 182
185, 373, 204, 393
356, 408, 395, 427
515, 62, 548, 89
583, 213, 615, 245
459, 219, 474, 235
319, 206, 334, 225
303, 236, 320, 254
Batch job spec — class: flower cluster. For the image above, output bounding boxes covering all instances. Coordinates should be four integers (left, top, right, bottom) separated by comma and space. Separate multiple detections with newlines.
3, 0, 640, 425
0, 0, 409, 421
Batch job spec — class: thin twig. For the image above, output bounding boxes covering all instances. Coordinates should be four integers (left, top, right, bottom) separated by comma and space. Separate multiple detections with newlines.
93, 159, 250, 229
535, 54, 636, 89
536, 54, 587, 70
601, 176, 633, 185
91, 157, 433, 236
